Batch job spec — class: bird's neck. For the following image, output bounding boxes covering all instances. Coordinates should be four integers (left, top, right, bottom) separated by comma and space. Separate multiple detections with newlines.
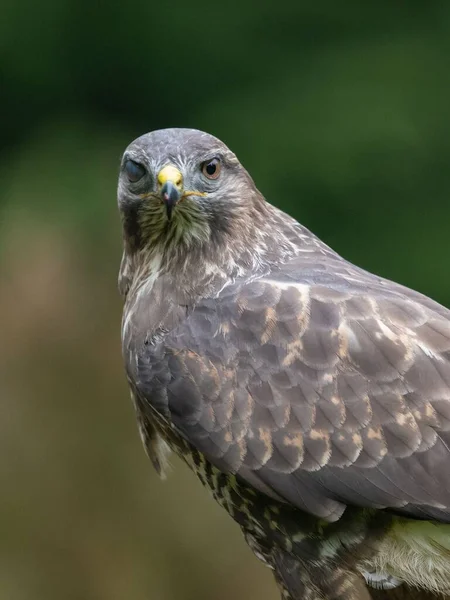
120, 200, 330, 303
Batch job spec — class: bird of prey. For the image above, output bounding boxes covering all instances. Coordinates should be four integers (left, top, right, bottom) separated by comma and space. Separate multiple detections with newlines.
117, 128, 450, 600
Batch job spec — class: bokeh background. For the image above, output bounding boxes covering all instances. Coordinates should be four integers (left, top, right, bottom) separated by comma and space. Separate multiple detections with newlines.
2, 2, 450, 599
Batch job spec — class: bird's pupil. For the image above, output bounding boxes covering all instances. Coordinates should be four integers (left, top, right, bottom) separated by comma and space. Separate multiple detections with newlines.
206, 162, 216, 175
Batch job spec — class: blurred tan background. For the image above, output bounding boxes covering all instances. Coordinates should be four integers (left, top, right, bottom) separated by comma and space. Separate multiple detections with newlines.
2, 2, 450, 599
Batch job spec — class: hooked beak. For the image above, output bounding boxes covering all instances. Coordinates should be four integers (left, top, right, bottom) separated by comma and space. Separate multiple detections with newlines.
157, 165, 183, 221
160, 181, 181, 221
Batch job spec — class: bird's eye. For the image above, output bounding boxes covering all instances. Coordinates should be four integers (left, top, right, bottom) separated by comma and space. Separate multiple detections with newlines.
201, 157, 221, 180
124, 159, 146, 183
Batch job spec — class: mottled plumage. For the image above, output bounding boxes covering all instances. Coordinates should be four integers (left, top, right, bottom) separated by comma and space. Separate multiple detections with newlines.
118, 128, 450, 600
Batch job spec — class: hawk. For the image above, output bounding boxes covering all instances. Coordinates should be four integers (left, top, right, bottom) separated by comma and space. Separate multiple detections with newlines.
118, 128, 450, 600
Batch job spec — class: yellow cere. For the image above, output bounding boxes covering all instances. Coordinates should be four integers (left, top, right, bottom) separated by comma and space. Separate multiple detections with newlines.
157, 165, 183, 189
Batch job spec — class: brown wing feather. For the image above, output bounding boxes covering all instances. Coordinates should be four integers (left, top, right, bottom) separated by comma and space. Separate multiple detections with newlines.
134, 255, 450, 521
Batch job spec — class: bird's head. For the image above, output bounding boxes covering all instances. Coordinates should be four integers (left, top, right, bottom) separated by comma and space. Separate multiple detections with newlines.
118, 128, 262, 255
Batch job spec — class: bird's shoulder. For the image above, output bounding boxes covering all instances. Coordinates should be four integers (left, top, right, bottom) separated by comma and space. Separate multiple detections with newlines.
188, 250, 450, 354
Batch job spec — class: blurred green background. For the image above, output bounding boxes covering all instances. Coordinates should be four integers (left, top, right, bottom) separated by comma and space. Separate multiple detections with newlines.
2, 2, 450, 599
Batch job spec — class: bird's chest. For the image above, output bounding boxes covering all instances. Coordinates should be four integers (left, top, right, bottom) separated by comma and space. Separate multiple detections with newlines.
122, 266, 192, 354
